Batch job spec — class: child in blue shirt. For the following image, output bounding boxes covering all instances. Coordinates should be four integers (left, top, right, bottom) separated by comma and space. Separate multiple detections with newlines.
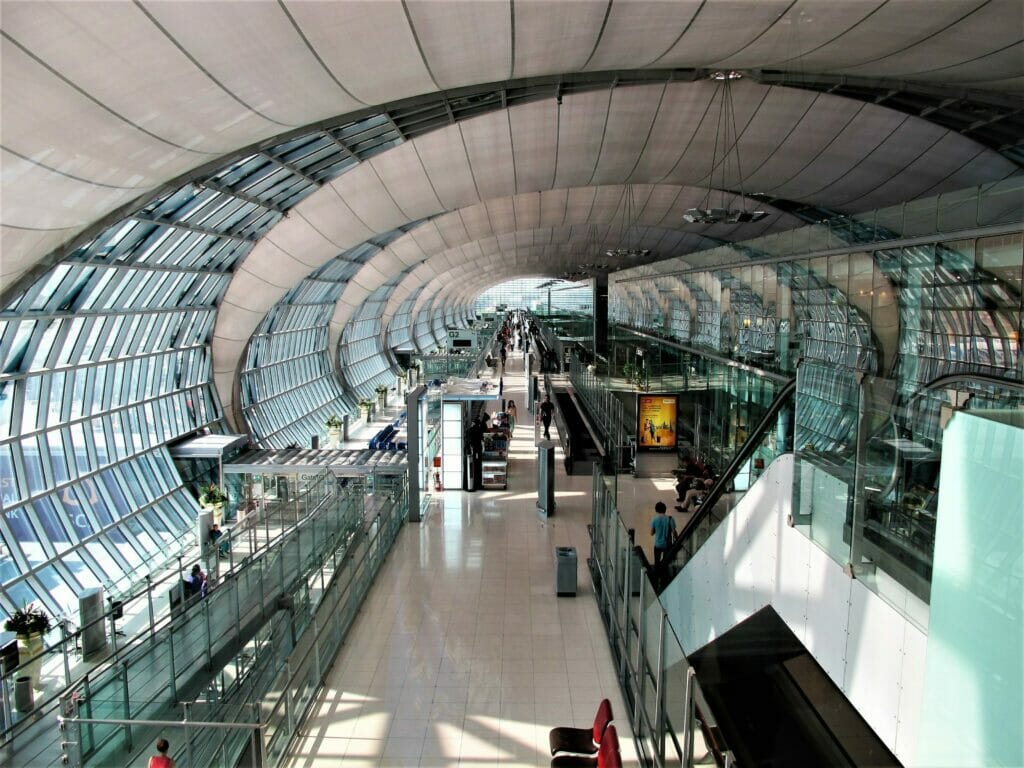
650, 501, 676, 565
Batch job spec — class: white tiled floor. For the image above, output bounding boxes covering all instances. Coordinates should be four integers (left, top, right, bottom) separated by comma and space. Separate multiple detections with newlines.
284, 355, 649, 767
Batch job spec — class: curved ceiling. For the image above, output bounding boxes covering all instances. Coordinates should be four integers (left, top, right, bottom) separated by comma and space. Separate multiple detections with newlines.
3, 0, 1023, 422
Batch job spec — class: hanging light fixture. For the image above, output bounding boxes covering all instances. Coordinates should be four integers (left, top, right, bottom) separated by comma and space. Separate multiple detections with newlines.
683, 71, 768, 225
605, 184, 652, 260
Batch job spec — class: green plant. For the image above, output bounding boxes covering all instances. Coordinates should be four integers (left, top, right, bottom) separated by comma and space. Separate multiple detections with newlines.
4, 603, 51, 635
375, 385, 388, 394
325, 414, 343, 429
199, 483, 227, 506
358, 399, 374, 409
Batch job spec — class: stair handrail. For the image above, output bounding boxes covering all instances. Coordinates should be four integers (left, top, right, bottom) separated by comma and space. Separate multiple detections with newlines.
656, 378, 797, 590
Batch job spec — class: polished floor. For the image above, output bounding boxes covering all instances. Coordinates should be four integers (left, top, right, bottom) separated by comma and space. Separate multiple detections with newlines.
283, 355, 675, 767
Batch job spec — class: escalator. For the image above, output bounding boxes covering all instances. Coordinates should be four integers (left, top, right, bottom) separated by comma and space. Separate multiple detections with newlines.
656, 379, 797, 590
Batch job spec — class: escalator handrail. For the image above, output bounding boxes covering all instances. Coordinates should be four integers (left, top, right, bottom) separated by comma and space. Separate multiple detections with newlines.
657, 378, 797, 584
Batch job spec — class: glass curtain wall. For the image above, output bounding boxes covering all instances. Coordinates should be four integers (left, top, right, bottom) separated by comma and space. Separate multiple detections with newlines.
611, 228, 1022, 612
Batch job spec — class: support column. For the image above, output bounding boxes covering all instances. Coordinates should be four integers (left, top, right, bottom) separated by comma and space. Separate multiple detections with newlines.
593, 272, 608, 358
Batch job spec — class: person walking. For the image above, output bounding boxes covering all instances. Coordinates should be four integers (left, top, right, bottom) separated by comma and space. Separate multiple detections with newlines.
649, 502, 676, 566
505, 399, 517, 437
148, 738, 176, 768
539, 395, 554, 440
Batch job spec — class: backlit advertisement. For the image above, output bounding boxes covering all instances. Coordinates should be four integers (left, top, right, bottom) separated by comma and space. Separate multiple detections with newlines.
636, 394, 678, 451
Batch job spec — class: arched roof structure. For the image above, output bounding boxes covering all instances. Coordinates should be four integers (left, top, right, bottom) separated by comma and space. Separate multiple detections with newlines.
1, 0, 1022, 618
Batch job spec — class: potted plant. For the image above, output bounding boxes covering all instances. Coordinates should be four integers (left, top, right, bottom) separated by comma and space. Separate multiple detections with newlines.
375, 384, 389, 410
199, 483, 227, 525
325, 414, 343, 447
358, 399, 375, 422
5, 603, 51, 694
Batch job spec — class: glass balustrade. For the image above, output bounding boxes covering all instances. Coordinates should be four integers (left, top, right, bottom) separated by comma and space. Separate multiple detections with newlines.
589, 467, 736, 768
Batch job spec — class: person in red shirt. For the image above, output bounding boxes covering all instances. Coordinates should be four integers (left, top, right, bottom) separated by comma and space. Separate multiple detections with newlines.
148, 738, 175, 768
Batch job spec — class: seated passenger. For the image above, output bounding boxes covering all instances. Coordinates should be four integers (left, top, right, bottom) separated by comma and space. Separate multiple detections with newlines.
209, 524, 230, 557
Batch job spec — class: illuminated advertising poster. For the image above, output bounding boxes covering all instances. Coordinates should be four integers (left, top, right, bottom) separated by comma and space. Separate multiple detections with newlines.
637, 394, 678, 451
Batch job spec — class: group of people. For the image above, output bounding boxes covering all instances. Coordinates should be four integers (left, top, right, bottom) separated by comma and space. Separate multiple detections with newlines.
649, 458, 718, 566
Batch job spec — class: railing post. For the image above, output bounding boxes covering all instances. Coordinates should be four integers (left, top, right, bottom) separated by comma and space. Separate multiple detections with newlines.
167, 621, 178, 703
145, 575, 156, 642
60, 618, 72, 685
183, 701, 194, 768
252, 701, 266, 768
682, 667, 695, 767
120, 661, 132, 751
654, 610, 667, 766
203, 595, 213, 670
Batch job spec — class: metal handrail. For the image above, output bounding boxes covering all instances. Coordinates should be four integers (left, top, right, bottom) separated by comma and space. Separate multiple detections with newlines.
657, 379, 796, 588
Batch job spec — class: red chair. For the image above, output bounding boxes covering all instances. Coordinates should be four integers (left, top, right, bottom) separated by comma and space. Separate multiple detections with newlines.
551, 725, 620, 768
549, 698, 613, 756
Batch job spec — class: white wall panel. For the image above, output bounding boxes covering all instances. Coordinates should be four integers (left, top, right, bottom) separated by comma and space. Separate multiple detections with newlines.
661, 454, 927, 764
894, 622, 926, 766
284, 2, 434, 105
805, 548, 852, 687
846, 580, 902, 747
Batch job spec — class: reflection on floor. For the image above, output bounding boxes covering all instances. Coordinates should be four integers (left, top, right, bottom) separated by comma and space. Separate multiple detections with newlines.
284, 356, 652, 767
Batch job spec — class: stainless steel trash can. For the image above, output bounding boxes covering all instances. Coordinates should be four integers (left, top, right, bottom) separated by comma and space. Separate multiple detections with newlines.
555, 546, 577, 596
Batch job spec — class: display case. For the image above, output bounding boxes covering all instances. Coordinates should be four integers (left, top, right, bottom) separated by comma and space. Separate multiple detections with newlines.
480, 424, 510, 490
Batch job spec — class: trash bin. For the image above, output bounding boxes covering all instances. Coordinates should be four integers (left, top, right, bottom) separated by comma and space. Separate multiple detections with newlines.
555, 546, 577, 596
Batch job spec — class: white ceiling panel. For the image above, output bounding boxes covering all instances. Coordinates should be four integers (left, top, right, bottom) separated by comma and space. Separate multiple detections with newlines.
552, 90, 611, 189
509, 100, 558, 192
283, 1, 434, 104
564, 187, 600, 225
389, 234, 428, 268
0, 225, 77, 285
771, 108, 913, 203
290, 193, 372, 250
916, 43, 1024, 89
261, 214, 342, 266
139, 1, 355, 126
626, 82, 711, 183
539, 188, 570, 227
513, 192, 541, 232
511, 1, 607, 77
658, 0, 796, 68
2, 2, 272, 153
457, 204, 494, 243
485, 199, 516, 235
333, 164, 408, 233
405, 0, 511, 88
414, 126, 483, 211
432, 213, 471, 247
744, 95, 861, 193
368, 142, 443, 221
586, 1, 701, 70
460, 115, 516, 202
798, 0, 991, 73
1, 42, 204, 189
0, 147, 144, 235
589, 84, 665, 185
713, 1, 888, 70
